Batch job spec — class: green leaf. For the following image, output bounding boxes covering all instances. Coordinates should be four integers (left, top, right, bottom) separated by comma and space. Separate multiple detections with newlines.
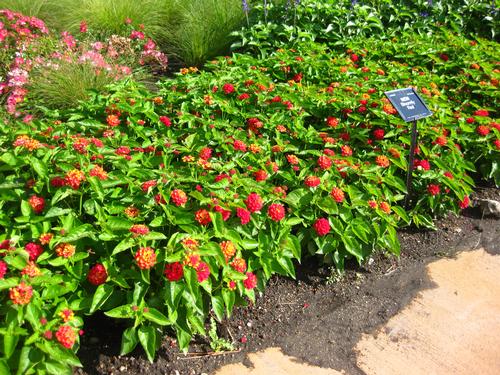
143, 232, 167, 241
286, 217, 303, 226
392, 205, 410, 224
289, 234, 302, 261
149, 216, 165, 227
138, 326, 157, 363
175, 325, 192, 353
44, 207, 72, 219
166, 281, 183, 310
342, 234, 363, 262
2, 333, 19, 358
120, 327, 138, 355
222, 289, 235, 317
25, 303, 42, 330
44, 361, 72, 375
106, 217, 133, 231
241, 239, 258, 249
16, 346, 43, 375
47, 257, 68, 267
21, 200, 31, 217
36, 341, 81, 367
0, 359, 9, 375
90, 284, 114, 313
316, 197, 339, 215
1, 152, 18, 166
349, 219, 370, 244
31, 158, 48, 180
57, 224, 94, 243
144, 308, 170, 326
285, 188, 313, 208
277, 256, 296, 279
210, 212, 224, 236
211, 294, 225, 321
105, 305, 133, 319
386, 225, 401, 256
112, 238, 135, 255
0, 278, 19, 291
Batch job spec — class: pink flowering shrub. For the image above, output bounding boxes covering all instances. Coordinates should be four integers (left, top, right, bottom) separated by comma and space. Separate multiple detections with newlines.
0, 9, 167, 117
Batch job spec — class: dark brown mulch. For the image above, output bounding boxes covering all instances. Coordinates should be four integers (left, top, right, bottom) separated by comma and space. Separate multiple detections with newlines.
75, 186, 499, 375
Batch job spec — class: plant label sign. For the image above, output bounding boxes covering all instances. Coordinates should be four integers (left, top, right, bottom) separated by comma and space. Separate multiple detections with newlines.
384, 88, 432, 122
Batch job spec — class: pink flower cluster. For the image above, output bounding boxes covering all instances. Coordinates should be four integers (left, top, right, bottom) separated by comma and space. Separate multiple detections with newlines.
0, 10, 168, 117
0, 10, 48, 117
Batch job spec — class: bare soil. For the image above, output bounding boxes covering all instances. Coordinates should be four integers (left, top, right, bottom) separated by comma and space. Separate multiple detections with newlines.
75, 186, 500, 375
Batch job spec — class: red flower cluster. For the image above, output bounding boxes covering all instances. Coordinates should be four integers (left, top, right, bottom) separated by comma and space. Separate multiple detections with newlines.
304, 175, 321, 187
236, 207, 251, 225
28, 195, 45, 214
199, 147, 212, 160
0, 261, 7, 279
159, 116, 172, 127
245, 193, 263, 213
373, 128, 385, 140
326, 116, 339, 127
220, 241, 236, 262
55, 243, 75, 258
87, 264, 108, 285
25, 242, 43, 261
141, 180, 157, 192
476, 125, 490, 136
9, 282, 33, 305
375, 155, 390, 168
330, 187, 345, 203
65, 169, 85, 190
317, 155, 332, 170
243, 272, 257, 289
55, 325, 76, 349
459, 195, 470, 209
222, 83, 235, 95
195, 209, 211, 225
171, 189, 188, 206
312, 218, 331, 236
254, 169, 268, 182
379, 201, 391, 213
89, 165, 108, 180
164, 262, 183, 281
230, 257, 247, 273
196, 262, 210, 282
427, 184, 440, 196
129, 224, 149, 236
134, 247, 156, 269
267, 203, 285, 222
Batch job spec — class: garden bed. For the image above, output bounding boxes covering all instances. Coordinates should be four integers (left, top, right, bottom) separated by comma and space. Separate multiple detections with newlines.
74, 185, 499, 375
1, 2, 499, 374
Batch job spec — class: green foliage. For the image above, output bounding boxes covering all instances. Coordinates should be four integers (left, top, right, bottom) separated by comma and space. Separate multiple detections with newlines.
27, 60, 116, 111
0, 3, 498, 374
233, 0, 499, 55
208, 318, 234, 352
158, 0, 245, 67
1, 33, 496, 373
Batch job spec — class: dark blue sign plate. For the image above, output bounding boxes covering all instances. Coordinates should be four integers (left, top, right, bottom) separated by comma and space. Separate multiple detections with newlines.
384, 88, 433, 122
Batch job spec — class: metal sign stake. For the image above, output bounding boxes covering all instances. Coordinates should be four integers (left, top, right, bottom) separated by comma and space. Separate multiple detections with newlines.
405, 120, 418, 209
384, 87, 433, 210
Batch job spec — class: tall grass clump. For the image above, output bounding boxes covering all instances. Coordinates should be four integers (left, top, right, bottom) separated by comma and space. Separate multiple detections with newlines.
0, 0, 51, 17
27, 61, 116, 111
46, 0, 166, 38
158, 0, 245, 67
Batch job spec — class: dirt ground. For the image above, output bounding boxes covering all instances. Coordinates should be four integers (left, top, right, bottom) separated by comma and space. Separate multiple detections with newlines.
74, 186, 500, 375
